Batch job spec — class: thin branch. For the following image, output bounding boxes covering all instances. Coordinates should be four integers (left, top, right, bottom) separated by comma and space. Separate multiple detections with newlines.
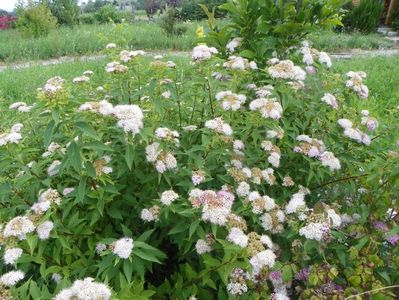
345, 285, 399, 299
311, 174, 369, 190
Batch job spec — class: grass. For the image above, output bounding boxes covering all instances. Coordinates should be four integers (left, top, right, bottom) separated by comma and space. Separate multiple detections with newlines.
0, 21, 395, 63
309, 30, 394, 52
0, 21, 201, 63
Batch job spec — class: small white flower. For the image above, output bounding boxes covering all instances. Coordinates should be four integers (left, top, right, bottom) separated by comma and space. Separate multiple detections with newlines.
195, 239, 212, 254
160, 190, 179, 206
112, 237, 134, 259
0, 270, 25, 287
4, 248, 23, 265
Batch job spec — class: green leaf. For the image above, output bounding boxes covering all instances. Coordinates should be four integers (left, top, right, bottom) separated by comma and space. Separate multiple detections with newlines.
76, 177, 87, 203
76, 121, 100, 140
134, 249, 162, 264
44, 120, 56, 147
125, 144, 135, 170
67, 142, 82, 173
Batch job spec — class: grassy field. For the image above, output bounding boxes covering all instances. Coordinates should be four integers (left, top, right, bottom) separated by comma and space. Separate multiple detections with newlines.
0, 21, 395, 63
309, 30, 394, 52
0, 21, 201, 63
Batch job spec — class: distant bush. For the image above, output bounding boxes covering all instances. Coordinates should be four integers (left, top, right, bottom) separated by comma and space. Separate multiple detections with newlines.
78, 13, 97, 24
16, 2, 58, 38
0, 16, 16, 30
179, 0, 226, 21
159, 7, 187, 36
343, 0, 384, 33
95, 4, 123, 23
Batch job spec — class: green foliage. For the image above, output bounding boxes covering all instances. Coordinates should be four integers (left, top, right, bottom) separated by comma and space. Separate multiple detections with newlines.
159, 7, 187, 36
95, 4, 123, 23
179, 0, 226, 21
343, 0, 384, 33
78, 13, 97, 24
0, 42, 398, 298
48, 0, 80, 26
15, 1, 58, 38
202, 0, 347, 62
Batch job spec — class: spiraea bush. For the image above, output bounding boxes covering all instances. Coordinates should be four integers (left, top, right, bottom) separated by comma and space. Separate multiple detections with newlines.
1, 14, 399, 300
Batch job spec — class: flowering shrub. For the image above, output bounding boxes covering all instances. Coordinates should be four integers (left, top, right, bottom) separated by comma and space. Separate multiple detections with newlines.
0, 16, 16, 30
0, 40, 398, 299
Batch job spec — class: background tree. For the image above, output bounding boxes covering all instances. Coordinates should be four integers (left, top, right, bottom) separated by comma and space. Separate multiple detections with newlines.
48, 0, 80, 26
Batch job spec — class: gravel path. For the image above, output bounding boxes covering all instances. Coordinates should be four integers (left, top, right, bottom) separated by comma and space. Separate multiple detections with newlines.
1, 48, 399, 72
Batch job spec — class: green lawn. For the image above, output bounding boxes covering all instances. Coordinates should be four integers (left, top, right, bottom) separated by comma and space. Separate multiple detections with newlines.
0, 21, 395, 63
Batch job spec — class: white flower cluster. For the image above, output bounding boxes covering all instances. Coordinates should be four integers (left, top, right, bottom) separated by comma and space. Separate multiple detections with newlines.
72, 75, 90, 84
205, 117, 233, 136
192, 170, 205, 186
215, 91, 246, 111
160, 190, 179, 206
37, 221, 54, 240
321, 93, 338, 109
9, 102, 34, 113
249, 97, 283, 119
47, 160, 62, 176
227, 227, 248, 247
249, 249, 276, 279
247, 191, 276, 215
31, 188, 62, 215
112, 237, 134, 259
299, 222, 329, 241
361, 111, 379, 131
226, 268, 249, 296
105, 61, 129, 73
155, 127, 180, 145
223, 56, 257, 70
268, 59, 306, 81
301, 42, 332, 68
42, 76, 65, 96
261, 140, 281, 168
42, 142, 65, 158
0, 270, 25, 287
2, 216, 35, 240
260, 209, 286, 234
285, 187, 310, 216
120, 50, 146, 63
79, 101, 144, 136
113, 104, 144, 136
3, 248, 23, 265
294, 135, 341, 171
0, 123, 23, 147
346, 71, 369, 99
54, 277, 112, 300
226, 37, 243, 53
140, 205, 160, 222
145, 142, 177, 173
192, 45, 218, 61
189, 190, 235, 226
337, 118, 371, 145
195, 239, 212, 254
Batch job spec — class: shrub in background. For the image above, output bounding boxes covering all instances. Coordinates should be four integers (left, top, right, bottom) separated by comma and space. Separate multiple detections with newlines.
78, 13, 97, 24
16, 1, 58, 38
95, 4, 123, 23
48, 0, 80, 27
159, 7, 187, 36
343, 0, 384, 33
202, 0, 346, 64
179, 0, 225, 21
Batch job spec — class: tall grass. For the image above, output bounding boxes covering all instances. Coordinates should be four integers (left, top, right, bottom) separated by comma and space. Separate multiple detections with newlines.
0, 21, 202, 63
0, 21, 395, 63
309, 30, 394, 52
